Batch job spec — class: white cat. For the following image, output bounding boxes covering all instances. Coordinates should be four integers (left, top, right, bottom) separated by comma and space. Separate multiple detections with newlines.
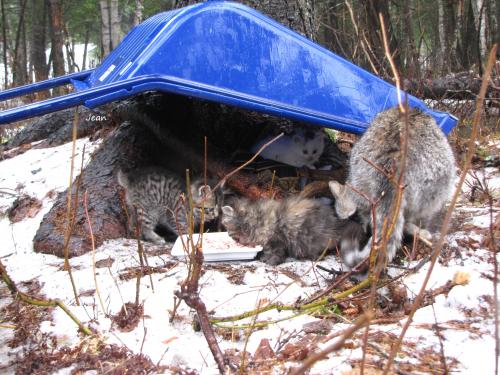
251, 127, 326, 168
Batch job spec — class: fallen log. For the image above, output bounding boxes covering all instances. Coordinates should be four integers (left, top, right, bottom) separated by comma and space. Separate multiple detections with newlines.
404, 71, 500, 101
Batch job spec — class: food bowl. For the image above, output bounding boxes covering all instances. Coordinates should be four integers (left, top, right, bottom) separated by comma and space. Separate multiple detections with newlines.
171, 232, 262, 262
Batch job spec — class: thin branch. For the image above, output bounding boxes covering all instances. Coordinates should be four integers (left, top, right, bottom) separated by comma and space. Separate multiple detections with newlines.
345, 0, 379, 75
83, 190, 106, 316
431, 304, 449, 374
213, 132, 284, 192
379, 14, 405, 113
62, 107, 81, 305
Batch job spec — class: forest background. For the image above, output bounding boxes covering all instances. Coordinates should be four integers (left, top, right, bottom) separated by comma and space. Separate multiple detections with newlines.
1, 0, 498, 97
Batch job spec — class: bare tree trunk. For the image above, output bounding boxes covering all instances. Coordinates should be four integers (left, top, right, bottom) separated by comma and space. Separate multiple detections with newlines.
134, 0, 143, 26
12, 0, 28, 87
100, 0, 111, 57
82, 24, 90, 70
453, 0, 464, 60
47, 0, 65, 82
470, 0, 486, 72
109, 0, 121, 49
443, 0, 459, 72
30, 0, 48, 90
437, 0, 457, 74
63, 24, 77, 72
0, 0, 8, 88
22, 2, 28, 82
403, 0, 420, 79
493, 0, 500, 50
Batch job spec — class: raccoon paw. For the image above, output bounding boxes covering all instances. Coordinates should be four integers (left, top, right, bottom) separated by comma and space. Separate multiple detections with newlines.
419, 229, 433, 241
341, 239, 372, 271
404, 222, 432, 241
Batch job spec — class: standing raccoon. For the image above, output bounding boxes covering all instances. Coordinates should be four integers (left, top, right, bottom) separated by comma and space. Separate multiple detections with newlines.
329, 107, 456, 270
221, 196, 341, 265
118, 166, 218, 243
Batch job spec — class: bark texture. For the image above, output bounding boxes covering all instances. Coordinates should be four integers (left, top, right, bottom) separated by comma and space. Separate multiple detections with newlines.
47, 0, 65, 78
4, 106, 115, 150
30, 0, 49, 96
33, 110, 165, 257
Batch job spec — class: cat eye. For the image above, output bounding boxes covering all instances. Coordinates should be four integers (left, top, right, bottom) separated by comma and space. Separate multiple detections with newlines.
312, 149, 317, 154
303, 149, 308, 154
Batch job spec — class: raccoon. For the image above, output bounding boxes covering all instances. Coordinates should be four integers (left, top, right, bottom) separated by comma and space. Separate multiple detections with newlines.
221, 196, 341, 265
329, 107, 456, 270
118, 166, 219, 243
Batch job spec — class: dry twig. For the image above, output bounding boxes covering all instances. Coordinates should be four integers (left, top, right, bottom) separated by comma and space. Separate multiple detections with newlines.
62, 107, 82, 305
83, 190, 106, 316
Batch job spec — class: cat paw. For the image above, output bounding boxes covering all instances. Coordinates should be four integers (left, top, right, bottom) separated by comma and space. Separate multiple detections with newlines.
260, 252, 285, 265
142, 231, 165, 244
418, 229, 433, 241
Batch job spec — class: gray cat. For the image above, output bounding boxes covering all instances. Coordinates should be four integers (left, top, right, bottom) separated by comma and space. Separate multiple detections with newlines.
118, 166, 218, 243
329, 107, 455, 270
221, 196, 341, 265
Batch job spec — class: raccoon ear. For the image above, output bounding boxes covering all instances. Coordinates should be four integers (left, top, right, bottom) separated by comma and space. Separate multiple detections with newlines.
221, 206, 234, 216
328, 180, 344, 199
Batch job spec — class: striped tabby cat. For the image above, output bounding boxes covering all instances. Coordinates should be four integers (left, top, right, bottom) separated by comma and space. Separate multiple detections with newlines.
118, 166, 218, 243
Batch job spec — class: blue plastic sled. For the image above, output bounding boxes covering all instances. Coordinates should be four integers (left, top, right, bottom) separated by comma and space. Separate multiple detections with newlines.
0, 1, 457, 134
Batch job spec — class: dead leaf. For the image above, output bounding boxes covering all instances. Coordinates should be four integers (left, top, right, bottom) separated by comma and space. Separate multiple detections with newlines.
7, 195, 43, 223
253, 338, 275, 360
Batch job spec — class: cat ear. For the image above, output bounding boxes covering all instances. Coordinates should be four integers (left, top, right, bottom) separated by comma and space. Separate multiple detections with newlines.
328, 180, 344, 199
198, 184, 212, 199
221, 206, 234, 216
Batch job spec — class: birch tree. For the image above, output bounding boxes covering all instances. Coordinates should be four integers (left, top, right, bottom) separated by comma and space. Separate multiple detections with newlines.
99, 0, 111, 57
134, 0, 143, 26
109, 0, 121, 50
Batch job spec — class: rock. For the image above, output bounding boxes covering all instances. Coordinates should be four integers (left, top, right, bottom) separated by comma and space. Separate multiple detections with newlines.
302, 319, 333, 335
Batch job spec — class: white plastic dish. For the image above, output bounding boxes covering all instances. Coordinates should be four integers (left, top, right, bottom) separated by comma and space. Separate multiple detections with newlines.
171, 232, 262, 262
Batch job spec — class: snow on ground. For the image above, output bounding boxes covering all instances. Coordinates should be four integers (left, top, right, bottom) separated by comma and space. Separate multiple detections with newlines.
0, 137, 498, 374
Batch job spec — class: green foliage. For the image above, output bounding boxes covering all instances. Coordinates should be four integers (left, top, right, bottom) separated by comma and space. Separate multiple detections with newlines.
142, 0, 176, 18
324, 128, 337, 143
